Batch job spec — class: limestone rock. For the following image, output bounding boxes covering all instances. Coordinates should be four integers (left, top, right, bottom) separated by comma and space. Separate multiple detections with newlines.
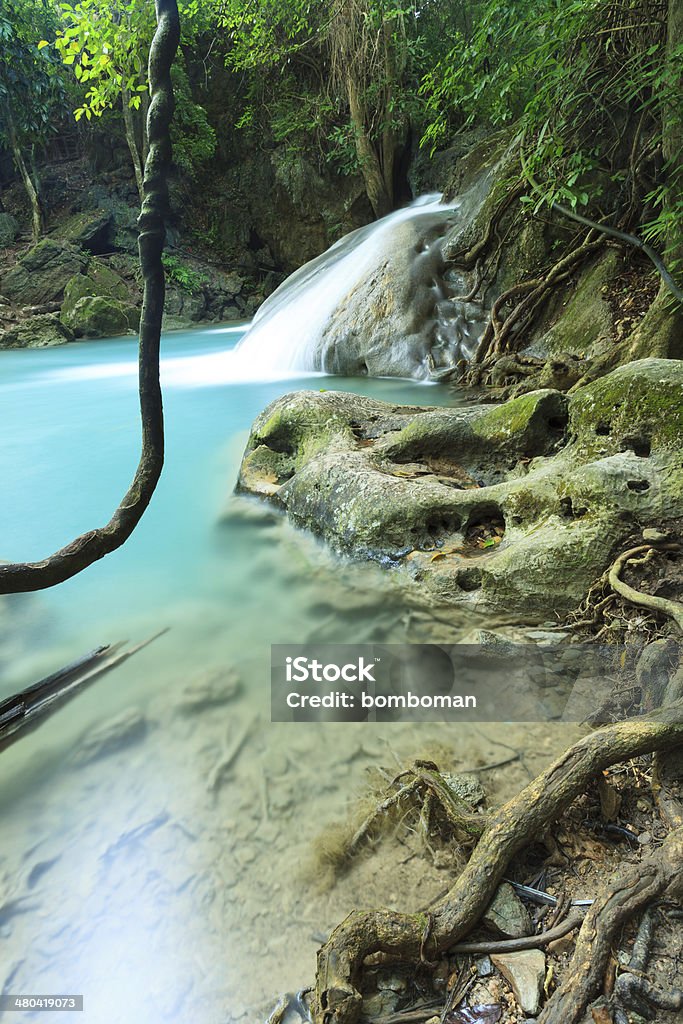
175, 669, 242, 714
60, 263, 135, 338
0, 313, 74, 349
53, 208, 114, 253
62, 264, 129, 312
237, 359, 683, 618
1, 239, 88, 305
636, 639, 678, 711
442, 772, 486, 807
491, 950, 545, 1014
483, 882, 532, 938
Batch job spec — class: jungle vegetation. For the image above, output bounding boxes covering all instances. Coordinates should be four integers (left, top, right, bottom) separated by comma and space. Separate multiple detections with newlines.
0, 0, 679, 264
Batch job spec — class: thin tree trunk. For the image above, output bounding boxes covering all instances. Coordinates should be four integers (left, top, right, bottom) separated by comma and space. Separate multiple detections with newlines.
0, 0, 180, 595
141, 87, 150, 164
346, 73, 392, 219
663, 0, 683, 268
2, 99, 43, 243
122, 87, 145, 201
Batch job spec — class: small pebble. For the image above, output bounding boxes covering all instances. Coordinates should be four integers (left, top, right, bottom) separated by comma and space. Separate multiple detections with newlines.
637, 831, 652, 845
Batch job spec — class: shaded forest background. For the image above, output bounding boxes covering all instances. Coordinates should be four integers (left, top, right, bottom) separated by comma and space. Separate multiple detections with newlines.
0, 0, 681, 356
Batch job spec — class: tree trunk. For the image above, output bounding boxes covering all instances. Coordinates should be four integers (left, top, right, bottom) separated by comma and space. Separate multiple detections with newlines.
0, 0, 180, 595
141, 87, 150, 164
122, 88, 145, 201
663, 0, 683, 267
346, 73, 392, 219
2, 100, 43, 243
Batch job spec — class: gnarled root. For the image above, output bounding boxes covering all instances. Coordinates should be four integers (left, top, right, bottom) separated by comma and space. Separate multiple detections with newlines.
312, 699, 683, 1024
536, 827, 683, 1024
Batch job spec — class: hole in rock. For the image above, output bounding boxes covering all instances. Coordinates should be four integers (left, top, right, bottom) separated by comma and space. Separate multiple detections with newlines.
464, 504, 506, 549
627, 479, 650, 492
457, 568, 483, 592
260, 429, 295, 455
621, 436, 651, 458
425, 512, 461, 540
560, 496, 587, 519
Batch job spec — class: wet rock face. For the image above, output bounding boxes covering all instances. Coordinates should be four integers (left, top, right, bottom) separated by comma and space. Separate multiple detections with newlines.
237, 359, 683, 617
1, 239, 88, 306
0, 313, 74, 349
318, 212, 487, 377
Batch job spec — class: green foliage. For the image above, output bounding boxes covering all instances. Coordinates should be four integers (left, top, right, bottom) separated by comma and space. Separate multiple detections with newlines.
161, 253, 206, 293
0, 0, 64, 144
170, 65, 216, 177
50, 0, 156, 121
422, 0, 683, 266
212, 0, 467, 179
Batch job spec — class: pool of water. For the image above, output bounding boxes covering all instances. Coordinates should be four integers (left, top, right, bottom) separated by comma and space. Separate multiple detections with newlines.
0, 327, 580, 1023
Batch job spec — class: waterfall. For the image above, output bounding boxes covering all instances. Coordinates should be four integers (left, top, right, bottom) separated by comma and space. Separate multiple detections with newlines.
230, 191, 488, 381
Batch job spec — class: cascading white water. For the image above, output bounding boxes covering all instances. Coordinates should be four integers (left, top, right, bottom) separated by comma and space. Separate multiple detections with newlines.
229, 192, 488, 381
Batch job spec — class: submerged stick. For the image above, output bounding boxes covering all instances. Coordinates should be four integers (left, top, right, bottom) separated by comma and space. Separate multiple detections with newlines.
0, 629, 168, 753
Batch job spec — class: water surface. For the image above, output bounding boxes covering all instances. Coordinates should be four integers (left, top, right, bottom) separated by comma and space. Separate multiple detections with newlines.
0, 327, 578, 1023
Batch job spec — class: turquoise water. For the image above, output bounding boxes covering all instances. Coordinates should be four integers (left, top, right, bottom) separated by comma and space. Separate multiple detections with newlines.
0, 326, 499, 1023
0, 325, 466, 695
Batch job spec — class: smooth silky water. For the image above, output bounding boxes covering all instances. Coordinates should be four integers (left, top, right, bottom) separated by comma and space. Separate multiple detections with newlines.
0, 328, 578, 1023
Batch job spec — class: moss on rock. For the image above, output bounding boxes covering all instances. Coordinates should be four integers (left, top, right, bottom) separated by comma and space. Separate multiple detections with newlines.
568, 358, 683, 455
63, 295, 136, 338
237, 359, 683, 619
0, 313, 74, 349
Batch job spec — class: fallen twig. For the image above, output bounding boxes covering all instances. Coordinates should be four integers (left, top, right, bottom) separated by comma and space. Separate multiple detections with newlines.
207, 715, 256, 792
449, 908, 586, 954
0, 629, 168, 753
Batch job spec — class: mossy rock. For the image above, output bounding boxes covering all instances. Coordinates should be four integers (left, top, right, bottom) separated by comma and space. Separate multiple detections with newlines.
0, 313, 74, 349
1, 239, 88, 305
531, 251, 618, 359
237, 360, 683, 618
63, 295, 136, 338
0, 213, 19, 248
53, 209, 113, 253
61, 264, 129, 321
569, 358, 683, 456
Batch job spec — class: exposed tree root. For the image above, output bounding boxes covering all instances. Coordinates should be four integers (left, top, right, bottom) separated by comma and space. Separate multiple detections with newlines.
449, 182, 526, 271
609, 543, 683, 632
536, 827, 683, 1024
311, 699, 683, 1024
474, 234, 604, 363
346, 761, 486, 860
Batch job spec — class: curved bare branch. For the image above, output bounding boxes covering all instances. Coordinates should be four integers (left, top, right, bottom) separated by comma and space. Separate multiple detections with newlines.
0, 0, 180, 595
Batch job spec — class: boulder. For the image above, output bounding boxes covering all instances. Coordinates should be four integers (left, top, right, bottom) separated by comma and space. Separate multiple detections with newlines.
60, 263, 130, 324
53, 208, 114, 254
0, 213, 19, 248
237, 359, 683, 618
62, 295, 136, 338
1, 239, 88, 306
0, 313, 74, 349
